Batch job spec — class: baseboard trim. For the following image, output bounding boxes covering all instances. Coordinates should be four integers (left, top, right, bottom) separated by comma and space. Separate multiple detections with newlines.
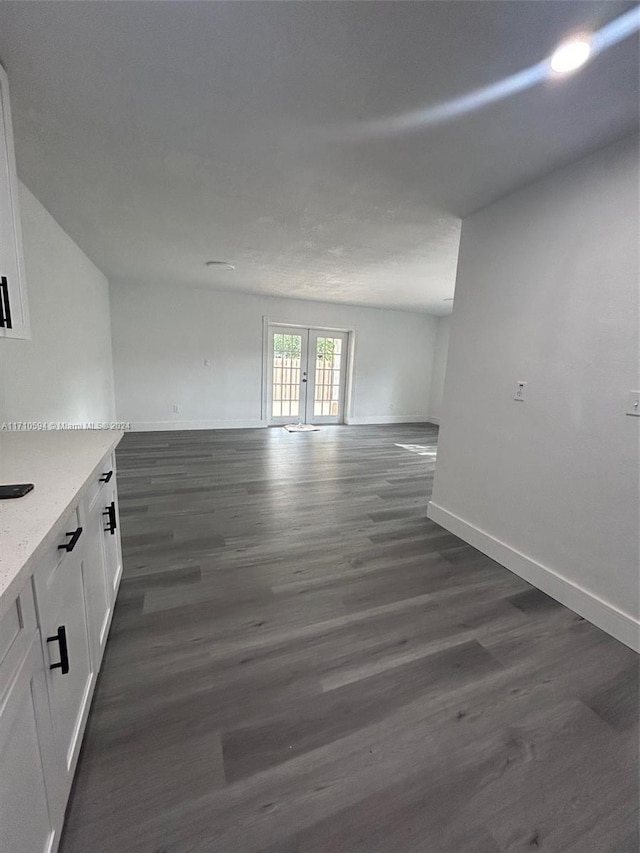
344, 416, 431, 425
427, 501, 640, 652
427, 416, 440, 425
130, 417, 438, 431
129, 420, 267, 431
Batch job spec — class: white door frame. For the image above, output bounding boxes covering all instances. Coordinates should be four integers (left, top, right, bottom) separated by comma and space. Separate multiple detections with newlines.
261, 318, 356, 425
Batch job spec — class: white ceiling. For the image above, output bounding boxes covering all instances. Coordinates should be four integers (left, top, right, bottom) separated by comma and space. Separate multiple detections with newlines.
0, 1, 637, 315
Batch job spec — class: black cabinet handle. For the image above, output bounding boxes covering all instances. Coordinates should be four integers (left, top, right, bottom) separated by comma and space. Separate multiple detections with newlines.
99, 470, 113, 483
103, 501, 117, 535
0, 276, 12, 330
47, 626, 70, 675
58, 526, 83, 552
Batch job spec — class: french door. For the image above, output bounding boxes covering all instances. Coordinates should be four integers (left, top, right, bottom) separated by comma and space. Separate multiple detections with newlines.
268, 326, 348, 425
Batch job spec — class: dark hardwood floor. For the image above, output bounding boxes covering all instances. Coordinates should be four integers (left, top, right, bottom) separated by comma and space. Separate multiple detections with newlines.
60, 424, 639, 853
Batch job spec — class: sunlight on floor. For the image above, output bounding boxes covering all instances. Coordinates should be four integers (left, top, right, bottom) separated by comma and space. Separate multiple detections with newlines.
395, 444, 438, 457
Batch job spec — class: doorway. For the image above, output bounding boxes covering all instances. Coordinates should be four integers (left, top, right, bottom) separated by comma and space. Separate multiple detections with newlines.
267, 325, 349, 425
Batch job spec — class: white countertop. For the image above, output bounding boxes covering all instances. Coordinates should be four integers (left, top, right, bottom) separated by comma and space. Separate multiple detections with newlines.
0, 430, 123, 614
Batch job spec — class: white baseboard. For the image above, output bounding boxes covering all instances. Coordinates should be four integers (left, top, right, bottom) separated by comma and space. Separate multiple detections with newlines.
130, 417, 438, 431
344, 416, 431, 425
427, 501, 640, 652
129, 419, 267, 432
427, 416, 440, 425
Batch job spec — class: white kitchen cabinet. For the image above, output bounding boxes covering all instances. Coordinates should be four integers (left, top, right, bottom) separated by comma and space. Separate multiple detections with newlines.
0, 435, 123, 853
82, 461, 119, 667
34, 523, 95, 803
103, 479, 123, 602
0, 639, 60, 853
0, 585, 60, 853
83, 495, 113, 666
0, 64, 29, 339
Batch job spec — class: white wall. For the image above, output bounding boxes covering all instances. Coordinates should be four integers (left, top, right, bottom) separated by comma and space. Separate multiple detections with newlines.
429, 134, 639, 650
0, 183, 116, 423
110, 283, 439, 429
428, 316, 451, 424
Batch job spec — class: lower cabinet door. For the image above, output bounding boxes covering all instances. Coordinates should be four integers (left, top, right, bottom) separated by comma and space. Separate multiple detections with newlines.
102, 482, 123, 603
83, 497, 113, 667
35, 546, 94, 800
0, 637, 61, 853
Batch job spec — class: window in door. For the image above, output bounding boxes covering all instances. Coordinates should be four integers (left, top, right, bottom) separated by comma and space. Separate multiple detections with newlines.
271, 329, 306, 420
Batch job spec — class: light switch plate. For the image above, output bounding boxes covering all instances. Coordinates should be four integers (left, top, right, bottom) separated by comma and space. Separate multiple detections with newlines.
513, 381, 527, 402
627, 391, 640, 417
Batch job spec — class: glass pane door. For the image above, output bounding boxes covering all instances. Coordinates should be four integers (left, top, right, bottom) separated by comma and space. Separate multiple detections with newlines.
268, 326, 348, 425
270, 328, 308, 422
307, 331, 347, 424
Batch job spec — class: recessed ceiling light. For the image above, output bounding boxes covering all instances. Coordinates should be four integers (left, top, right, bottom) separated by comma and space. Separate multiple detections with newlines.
205, 260, 235, 271
550, 36, 592, 74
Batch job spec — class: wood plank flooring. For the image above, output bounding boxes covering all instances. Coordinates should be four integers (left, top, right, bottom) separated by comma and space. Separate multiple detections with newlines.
59, 424, 639, 853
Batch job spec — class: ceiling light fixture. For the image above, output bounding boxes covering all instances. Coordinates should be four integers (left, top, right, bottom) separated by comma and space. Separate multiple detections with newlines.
205, 260, 235, 271
331, 7, 640, 141
550, 36, 592, 74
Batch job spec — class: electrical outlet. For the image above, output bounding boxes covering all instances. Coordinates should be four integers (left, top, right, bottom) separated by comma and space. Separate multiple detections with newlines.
513, 381, 527, 402
172, 404, 180, 414
627, 391, 640, 417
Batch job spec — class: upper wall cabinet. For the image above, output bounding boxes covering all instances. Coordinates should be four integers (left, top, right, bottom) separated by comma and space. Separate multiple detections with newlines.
0, 64, 29, 339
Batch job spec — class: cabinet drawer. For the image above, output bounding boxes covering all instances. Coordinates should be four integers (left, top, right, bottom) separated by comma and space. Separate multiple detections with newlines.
32, 504, 80, 600
84, 453, 116, 512
0, 579, 37, 698
36, 506, 81, 590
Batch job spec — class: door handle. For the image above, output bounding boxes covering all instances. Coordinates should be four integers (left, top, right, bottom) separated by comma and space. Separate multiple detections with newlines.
58, 527, 83, 552
99, 470, 113, 483
0, 276, 12, 329
47, 626, 70, 674
103, 501, 117, 534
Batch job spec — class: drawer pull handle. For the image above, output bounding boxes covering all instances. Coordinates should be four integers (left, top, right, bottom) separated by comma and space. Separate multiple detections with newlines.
47, 626, 70, 675
103, 501, 117, 535
58, 526, 83, 552
99, 470, 113, 483
0, 276, 12, 329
